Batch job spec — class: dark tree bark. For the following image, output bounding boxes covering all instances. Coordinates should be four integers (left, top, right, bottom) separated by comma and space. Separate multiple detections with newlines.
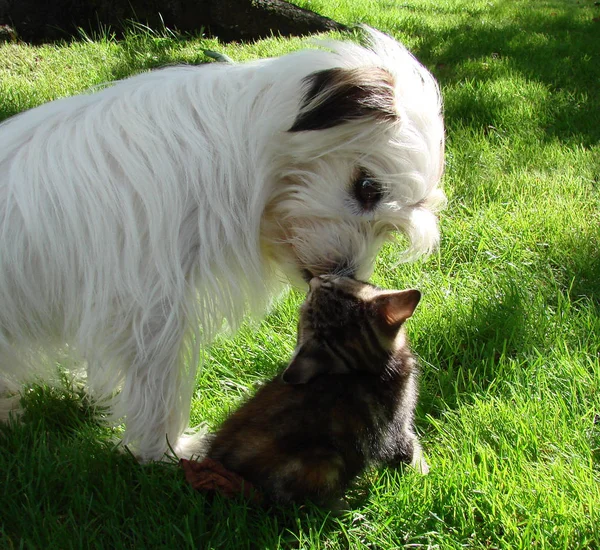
0, 0, 347, 43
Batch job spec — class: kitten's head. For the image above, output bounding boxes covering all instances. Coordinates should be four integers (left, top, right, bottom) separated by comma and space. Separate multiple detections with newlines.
282, 275, 420, 384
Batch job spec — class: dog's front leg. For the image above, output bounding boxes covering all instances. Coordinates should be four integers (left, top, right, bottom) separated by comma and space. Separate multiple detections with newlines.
114, 312, 203, 462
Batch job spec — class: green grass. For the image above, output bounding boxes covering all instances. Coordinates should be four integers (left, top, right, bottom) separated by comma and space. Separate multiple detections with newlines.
1, 0, 600, 547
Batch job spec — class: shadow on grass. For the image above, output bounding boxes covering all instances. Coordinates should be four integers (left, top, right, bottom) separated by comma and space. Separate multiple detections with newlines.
415, 223, 600, 423
400, 1, 600, 148
592, 413, 600, 468
0, 26, 214, 124
0, 382, 354, 549
547, 226, 600, 307
4, 2, 599, 147
103, 26, 215, 82
416, 274, 528, 418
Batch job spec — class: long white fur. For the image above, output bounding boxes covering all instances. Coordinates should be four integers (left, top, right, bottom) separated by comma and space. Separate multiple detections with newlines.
0, 28, 444, 460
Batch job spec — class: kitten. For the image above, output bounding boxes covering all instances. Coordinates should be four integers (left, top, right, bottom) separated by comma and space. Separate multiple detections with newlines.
206, 275, 428, 506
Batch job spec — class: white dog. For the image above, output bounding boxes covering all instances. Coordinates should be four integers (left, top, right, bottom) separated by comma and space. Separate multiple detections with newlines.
0, 28, 445, 461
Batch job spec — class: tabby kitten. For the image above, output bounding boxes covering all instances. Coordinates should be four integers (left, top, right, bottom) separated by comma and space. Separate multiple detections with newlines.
207, 275, 427, 506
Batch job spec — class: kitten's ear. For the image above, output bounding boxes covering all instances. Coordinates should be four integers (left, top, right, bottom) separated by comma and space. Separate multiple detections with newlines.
282, 340, 338, 385
372, 289, 421, 332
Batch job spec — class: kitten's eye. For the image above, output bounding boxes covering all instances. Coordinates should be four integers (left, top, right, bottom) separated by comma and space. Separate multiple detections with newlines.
353, 173, 383, 211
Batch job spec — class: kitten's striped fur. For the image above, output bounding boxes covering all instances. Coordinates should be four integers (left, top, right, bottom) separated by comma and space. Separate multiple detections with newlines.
207, 275, 427, 506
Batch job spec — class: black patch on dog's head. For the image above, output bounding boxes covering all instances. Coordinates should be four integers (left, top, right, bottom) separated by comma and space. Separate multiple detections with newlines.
289, 67, 398, 132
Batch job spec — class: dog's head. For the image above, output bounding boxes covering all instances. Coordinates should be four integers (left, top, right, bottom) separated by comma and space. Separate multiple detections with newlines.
260, 28, 445, 286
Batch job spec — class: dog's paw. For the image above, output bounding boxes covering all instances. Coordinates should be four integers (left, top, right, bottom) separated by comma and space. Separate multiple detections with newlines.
0, 394, 23, 423
172, 424, 213, 461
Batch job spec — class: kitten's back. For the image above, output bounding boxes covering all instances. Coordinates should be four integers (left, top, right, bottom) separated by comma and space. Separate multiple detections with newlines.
207, 275, 425, 505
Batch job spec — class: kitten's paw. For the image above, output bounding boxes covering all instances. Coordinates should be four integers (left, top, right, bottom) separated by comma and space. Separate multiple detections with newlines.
412, 456, 430, 474
410, 446, 430, 474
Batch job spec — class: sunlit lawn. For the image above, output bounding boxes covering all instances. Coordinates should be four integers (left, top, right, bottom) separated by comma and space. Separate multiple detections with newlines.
1, 0, 599, 547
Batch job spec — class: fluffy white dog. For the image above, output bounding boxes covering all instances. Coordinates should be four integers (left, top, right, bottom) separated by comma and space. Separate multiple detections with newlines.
0, 28, 445, 461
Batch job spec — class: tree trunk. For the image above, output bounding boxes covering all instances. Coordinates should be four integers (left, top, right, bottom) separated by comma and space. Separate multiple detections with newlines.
0, 0, 347, 43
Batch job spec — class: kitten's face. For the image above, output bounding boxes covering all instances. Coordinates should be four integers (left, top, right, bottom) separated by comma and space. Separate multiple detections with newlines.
282, 275, 420, 384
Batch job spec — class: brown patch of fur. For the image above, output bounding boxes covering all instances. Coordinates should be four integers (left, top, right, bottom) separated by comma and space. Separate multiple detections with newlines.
289, 67, 398, 132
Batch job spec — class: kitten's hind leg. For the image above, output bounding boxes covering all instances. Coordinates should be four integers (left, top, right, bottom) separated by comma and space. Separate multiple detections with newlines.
269, 449, 348, 505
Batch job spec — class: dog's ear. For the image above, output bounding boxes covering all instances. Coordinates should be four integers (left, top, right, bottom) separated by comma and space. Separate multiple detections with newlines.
281, 340, 348, 384
289, 67, 398, 132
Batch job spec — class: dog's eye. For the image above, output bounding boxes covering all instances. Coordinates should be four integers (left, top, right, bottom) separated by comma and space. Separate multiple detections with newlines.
353, 174, 383, 211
